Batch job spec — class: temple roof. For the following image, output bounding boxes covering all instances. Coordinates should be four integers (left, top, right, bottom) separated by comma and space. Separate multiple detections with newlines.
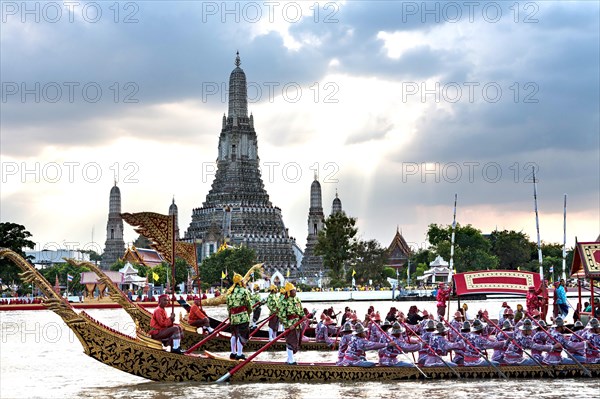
119, 262, 139, 275
310, 177, 323, 210
331, 190, 342, 215
570, 241, 600, 278
169, 197, 178, 213
122, 246, 164, 268
387, 227, 411, 258
80, 271, 123, 284
430, 255, 449, 267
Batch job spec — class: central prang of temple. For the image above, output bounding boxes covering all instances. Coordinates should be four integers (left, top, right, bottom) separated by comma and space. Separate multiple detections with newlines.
185, 53, 298, 276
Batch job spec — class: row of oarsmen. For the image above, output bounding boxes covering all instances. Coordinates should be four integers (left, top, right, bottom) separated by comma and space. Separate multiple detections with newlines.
329, 315, 600, 367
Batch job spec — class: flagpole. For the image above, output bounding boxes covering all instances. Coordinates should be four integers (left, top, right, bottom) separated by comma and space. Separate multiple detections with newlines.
562, 193, 567, 281
449, 193, 457, 284
532, 167, 544, 280
171, 213, 176, 312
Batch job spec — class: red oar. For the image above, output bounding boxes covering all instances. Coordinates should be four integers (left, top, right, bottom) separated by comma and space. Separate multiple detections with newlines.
369, 316, 428, 378
565, 326, 600, 352
441, 318, 507, 379
215, 310, 316, 383
480, 314, 552, 377
526, 313, 592, 377
184, 317, 230, 354
331, 326, 341, 351
186, 300, 266, 354
248, 314, 276, 339
401, 322, 461, 379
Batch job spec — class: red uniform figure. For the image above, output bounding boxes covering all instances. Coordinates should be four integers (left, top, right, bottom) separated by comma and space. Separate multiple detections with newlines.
436, 283, 452, 320
526, 286, 540, 314
535, 280, 549, 323
149, 294, 184, 354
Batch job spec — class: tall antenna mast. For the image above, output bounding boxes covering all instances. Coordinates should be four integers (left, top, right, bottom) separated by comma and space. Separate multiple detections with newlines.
562, 194, 567, 281
533, 167, 543, 280
449, 193, 457, 283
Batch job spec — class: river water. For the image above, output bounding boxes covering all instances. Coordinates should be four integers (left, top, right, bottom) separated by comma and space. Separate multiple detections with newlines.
1, 299, 598, 399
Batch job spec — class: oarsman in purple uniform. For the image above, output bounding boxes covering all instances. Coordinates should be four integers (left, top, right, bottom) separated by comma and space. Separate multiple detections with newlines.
368, 312, 383, 342
338, 322, 387, 367
315, 313, 331, 342
492, 320, 514, 363
518, 309, 542, 329
449, 311, 464, 342
504, 319, 555, 366
583, 318, 600, 363
335, 322, 354, 365
315, 312, 334, 348
463, 319, 505, 366
452, 321, 471, 365
417, 310, 431, 334
567, 321, 586, 361
531, 320, 550, 362
424, 322, 462, 367
378, 322, 420, 367
415, 310, 432, 334
542, 316, 585, 365
499, 308, 515, 327
417, 319, 436, 366
377, 320, 392, 343
475, 310, 495, 337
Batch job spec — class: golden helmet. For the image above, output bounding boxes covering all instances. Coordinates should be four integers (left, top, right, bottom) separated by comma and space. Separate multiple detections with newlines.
232, 273, 243, 285
284, 281, 296, 293
253, 284, 259, 290
269, 284, 277, 292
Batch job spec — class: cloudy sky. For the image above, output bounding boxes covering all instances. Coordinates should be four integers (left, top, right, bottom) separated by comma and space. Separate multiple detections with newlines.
1, 1, 598, 260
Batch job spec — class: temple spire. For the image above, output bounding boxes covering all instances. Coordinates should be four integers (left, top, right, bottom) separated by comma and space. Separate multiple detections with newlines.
228, 51, 248, 118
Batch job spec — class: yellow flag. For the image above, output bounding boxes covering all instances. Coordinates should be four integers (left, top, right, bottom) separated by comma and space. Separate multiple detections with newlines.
286, 268, 290, 278
352, 269, 356, 276
152, 272, 159, 282
221, 271, 226, 279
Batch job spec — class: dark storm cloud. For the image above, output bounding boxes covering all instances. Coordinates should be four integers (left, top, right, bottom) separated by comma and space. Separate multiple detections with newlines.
2, 1, 599, 170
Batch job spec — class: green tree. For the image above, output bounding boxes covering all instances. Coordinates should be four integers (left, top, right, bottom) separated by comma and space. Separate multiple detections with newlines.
152, 259, 192, 288
0, 222, 36, 287
455, 247, 498, 272
109, 259, 126, 272
314, 212, 358, 280
132, 234, 152, 249
488, 230, 531, 270
80, 249, 102, 264
409, 248, 434, 285
526, 242, 574, 281
351, 239, 388, 285
39, 262, 90, 296
199, 246, 257, 285
413, 263, 429, 282
427, 223, 498, 272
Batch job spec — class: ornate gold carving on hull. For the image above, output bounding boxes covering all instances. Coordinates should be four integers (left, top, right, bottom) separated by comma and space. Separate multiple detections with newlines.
67, 258, 154, 332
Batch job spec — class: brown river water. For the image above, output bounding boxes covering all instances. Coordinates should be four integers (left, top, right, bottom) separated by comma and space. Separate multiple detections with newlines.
1, 299, 598, 399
